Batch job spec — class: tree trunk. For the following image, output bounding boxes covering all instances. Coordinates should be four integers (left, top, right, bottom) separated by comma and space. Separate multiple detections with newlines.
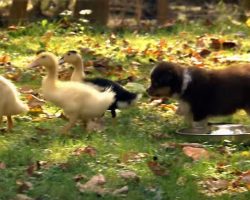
157, 0, 168, 25
74, 0, 109, 25
9, 0, 28, 25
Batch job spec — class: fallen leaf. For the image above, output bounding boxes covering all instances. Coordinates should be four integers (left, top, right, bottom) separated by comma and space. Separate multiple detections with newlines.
182, 146, 209, 161
147, 160, 169, 176
222, 41, 237, 49
210, 38, 223, 50
198, 49, 211, 58
121, 152, 148, 163
203, 178, 229, 192
76, 174, 106, 193
0, 162, 6, 169
210, 38, 237, 50
72, 146, 97, 157
73, 174, 88, 182
16, 180, 33, 193
0, 54, 11, 63
119, 171, 140, 182
160, 142, 204, 149
151, 132, 171, 140
27, 94, 45, 109
179, 143, 204, 148
26, 163, 37, 176
239, 170, 250, 189
14, 194, 34, 200
112, 186, 129, 196
176, 176, 187, 186
19, 86, 35, 94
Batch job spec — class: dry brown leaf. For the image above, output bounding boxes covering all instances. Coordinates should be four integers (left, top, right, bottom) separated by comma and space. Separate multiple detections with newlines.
0, 55, 11, 63
147, 161, 169, 176
203, 179, 229, 192
238, 170, 250, 189
160, 142, 179, 149
210, 38, 237, 50
198, 49, 211, 58
179, 143, 204, 148
112, 186, 129, 196
160, 142, 204, 149
182, 146, 210, 161
19, 86, 35, 94
26, 163, 38, 176
16, 180, 33, 193
14, 194, 34, 200
151, 132, 171, 140
27, 94, 45, 109
72, 146, 97, 157
73, 174, 88, 182
76, 174, 106, 193
0, 162, 6, 169
121, 152, 148, 163
4, 70, 22, 81
119, 171, 140, 182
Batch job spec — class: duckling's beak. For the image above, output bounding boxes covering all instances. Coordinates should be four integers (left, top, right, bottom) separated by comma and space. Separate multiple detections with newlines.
58, 57, 65, 65
28, 60, 39, 68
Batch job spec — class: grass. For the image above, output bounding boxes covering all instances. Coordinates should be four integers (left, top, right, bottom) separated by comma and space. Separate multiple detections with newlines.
0, 19, 250, 199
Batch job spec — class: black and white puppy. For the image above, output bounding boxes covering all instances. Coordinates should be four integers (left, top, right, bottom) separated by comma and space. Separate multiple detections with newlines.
147, 61, 250, 129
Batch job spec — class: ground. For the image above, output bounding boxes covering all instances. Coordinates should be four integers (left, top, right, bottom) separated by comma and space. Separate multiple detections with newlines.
0, 18, 250, 200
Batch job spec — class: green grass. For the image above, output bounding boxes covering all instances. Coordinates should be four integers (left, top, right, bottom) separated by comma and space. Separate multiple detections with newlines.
0, 20, 250, 199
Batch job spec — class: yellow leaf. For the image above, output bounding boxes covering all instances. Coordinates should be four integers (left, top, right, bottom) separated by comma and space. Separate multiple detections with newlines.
246, 18, 250, 27
241, 151, 250, 157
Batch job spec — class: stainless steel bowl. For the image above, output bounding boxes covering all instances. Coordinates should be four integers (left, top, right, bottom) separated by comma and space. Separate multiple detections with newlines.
176, 124, 250, 143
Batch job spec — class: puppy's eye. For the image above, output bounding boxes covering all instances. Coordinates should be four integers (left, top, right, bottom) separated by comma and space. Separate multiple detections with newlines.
41, 56, 46, 59
67, 53, 71, 56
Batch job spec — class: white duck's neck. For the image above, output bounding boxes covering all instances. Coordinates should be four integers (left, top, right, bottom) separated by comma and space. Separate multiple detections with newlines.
71, 58, 85, 82
44, 64, 58, 88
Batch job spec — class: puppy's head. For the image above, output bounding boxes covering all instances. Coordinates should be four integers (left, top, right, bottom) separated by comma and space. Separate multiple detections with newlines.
147, 62, 183, 97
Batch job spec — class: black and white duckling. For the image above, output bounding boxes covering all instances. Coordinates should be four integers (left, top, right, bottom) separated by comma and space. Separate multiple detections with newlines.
28, 52, 115, 133
0, 76, 28, 131
59, 50, 140, 118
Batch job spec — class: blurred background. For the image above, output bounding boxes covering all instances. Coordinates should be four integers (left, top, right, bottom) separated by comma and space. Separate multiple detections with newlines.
0, 0, 250, 27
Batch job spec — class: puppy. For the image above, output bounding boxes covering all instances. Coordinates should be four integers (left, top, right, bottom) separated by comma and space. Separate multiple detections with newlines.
147, 61, 250, 130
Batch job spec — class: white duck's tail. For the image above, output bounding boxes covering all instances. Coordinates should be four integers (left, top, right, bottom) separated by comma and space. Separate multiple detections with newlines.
15, 99, 29, 114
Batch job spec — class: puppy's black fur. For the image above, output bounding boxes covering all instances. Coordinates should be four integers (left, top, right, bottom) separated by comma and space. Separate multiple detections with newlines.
147, 61, 250, 122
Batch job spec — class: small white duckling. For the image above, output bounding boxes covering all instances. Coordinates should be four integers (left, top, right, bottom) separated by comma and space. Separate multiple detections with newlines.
0, 76, 28, 131
29, 52, 115, 134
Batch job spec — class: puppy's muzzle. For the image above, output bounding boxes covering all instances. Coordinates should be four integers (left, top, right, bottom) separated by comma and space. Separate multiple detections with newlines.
146, 86, 155, 96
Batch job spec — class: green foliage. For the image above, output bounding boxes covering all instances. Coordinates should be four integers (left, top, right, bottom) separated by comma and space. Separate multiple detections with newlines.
0, 20, 250, 200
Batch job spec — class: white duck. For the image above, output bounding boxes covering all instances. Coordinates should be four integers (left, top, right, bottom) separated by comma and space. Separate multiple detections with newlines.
59, 50, 141, 119
0, 76, 28, 131
29, 52, 115, 133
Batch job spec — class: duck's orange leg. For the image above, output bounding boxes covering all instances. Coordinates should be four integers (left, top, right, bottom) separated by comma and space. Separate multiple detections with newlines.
7, 115, 13, 131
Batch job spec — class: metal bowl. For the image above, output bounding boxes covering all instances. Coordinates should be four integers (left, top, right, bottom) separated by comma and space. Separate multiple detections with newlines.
176, 124, 250, 143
